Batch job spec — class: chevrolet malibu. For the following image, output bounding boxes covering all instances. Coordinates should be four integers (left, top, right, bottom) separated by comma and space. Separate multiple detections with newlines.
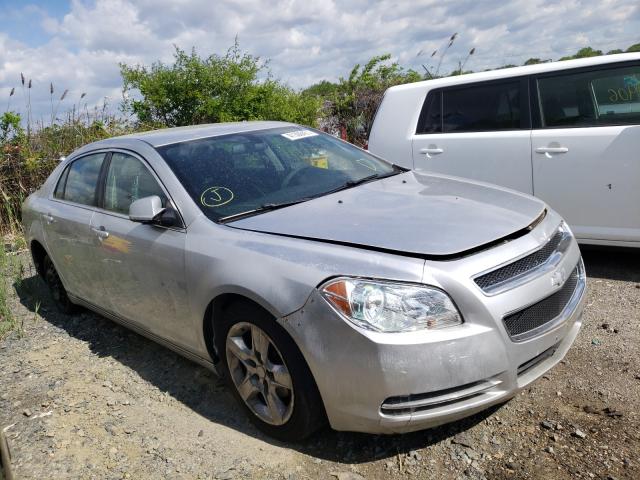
22, 121, 586, 441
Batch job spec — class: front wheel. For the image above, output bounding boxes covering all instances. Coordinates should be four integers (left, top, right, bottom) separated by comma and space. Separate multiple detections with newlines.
216, 302, 325, 441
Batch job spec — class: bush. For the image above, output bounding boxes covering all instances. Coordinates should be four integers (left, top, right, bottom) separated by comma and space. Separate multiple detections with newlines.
120, 42, 320, 127
308, 54, 421, 146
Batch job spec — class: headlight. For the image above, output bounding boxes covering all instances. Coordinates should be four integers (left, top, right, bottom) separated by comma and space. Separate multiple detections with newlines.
320, 278, 463, 333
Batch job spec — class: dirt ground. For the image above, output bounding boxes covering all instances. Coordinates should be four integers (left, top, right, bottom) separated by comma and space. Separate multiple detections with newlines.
1, 246, 639, 480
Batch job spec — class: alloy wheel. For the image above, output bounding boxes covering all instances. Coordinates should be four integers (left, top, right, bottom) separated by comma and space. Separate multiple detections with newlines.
225, 322, 294, 426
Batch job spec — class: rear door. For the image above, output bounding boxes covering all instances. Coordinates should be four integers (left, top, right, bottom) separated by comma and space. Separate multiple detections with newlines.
412, 78, 533, 194
531, 61, 640, 243
89, 151, 193, 347
43, 152, 107, 304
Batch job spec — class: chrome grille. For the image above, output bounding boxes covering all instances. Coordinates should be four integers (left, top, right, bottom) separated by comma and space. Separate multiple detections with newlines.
503, 265, 581, 341
476, 230, 563, 290
381, 378, 500, 416
475, 227, 570, 294
517, 344, 558, 377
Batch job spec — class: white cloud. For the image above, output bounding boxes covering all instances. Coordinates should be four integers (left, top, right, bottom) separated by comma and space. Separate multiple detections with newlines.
1, 0, 639, 122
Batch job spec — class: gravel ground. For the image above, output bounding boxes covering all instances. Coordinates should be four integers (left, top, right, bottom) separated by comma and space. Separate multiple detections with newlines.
0, 246, 639, 480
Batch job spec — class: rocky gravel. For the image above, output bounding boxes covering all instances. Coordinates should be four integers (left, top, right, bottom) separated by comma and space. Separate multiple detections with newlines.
1, 246, 639, 479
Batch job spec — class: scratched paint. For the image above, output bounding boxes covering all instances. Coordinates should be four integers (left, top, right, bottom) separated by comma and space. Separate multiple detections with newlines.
101, 235, 132, 254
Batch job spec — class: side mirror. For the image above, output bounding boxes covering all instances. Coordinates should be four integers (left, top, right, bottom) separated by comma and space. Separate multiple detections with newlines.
154, 207, 180, 227
129, 195, 165, 223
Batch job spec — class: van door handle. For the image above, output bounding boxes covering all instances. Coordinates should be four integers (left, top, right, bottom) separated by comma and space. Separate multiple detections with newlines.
535, 146, 569, 154
42, 213, 55, 224
91, 227, 109, 239
420, 147, 444, 155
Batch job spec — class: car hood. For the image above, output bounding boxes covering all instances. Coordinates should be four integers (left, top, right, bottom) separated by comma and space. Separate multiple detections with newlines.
228, 171, 547, 258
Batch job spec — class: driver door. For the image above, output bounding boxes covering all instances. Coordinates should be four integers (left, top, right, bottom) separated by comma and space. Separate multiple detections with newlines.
89, 151, 194, 349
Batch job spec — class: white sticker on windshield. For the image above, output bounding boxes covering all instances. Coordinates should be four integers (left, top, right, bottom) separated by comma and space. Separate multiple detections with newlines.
281, 130, 318, 141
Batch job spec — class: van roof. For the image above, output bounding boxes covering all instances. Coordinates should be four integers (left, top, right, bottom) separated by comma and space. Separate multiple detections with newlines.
388, 52, 640, 93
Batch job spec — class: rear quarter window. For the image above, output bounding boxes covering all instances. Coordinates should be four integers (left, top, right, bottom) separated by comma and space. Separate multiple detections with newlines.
54, 165, 70, 199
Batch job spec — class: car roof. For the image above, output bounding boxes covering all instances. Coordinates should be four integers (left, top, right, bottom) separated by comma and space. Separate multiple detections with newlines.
388, 52, 640, 93
88, 120, 298, 149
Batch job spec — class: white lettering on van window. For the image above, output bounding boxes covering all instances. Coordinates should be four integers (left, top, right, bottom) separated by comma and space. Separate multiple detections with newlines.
281, 130, 318, 141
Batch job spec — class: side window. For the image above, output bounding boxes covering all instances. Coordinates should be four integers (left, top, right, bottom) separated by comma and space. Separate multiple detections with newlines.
62, 153, 105, 206
538, 64, 640, 127
104, 152, 166, 215
53, 165, 70, 199
416, 91, 442, 134
442, 81, 521, 133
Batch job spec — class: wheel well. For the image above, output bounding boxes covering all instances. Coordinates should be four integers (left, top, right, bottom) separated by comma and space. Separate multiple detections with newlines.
202, 292, 329, 426
203, 293, 269, 365
30, 240, 47, 277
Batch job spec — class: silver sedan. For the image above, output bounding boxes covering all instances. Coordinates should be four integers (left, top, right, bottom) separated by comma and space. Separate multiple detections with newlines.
22, 122, 586, 441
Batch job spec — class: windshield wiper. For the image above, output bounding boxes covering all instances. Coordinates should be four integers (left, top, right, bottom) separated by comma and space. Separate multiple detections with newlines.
218, 198, 313, 223
345, 173, 378, 187
218, 171, 403, 224
321, 170, 401, 196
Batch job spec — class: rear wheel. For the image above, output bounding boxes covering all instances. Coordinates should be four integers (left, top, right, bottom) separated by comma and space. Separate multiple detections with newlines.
42, 255, 76, 314
216, 301, 325, 441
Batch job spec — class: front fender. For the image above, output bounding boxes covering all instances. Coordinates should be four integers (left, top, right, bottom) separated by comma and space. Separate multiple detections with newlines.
183, 216, 426, 359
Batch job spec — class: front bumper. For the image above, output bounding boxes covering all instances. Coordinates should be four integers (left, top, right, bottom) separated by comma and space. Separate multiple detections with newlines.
279, 215, 586, 434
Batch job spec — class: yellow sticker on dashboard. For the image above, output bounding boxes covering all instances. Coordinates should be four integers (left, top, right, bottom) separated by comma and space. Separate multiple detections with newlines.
201, 187, 234, 208
306, 156, 328, 169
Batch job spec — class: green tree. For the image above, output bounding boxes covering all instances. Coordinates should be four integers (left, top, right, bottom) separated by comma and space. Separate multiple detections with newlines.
120, 43, 319, 127
524, 57, 550, 65
560, 46, 603, 61
302, 80, 340, 98
0, 112, 24, 144
330, 54, 421, 145
626, 43, 640, 52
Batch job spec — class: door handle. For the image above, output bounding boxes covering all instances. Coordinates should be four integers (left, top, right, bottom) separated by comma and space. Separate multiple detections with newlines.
91, 226, 109, 239
42, 213, 55, 224
535, 146, 569, 154
420, 147, 444, 155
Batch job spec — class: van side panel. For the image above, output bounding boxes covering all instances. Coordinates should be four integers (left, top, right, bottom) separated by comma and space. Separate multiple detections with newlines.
368, 86, 426, 168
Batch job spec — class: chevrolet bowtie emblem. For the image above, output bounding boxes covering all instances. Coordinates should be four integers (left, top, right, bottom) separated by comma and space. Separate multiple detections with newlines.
550, 269, 566, 287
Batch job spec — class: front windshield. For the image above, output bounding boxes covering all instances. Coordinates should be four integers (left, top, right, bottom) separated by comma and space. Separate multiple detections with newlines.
156, 127, 401, 222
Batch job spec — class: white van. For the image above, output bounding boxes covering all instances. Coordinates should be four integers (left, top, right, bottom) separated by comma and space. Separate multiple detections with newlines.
368, 53, 640, 247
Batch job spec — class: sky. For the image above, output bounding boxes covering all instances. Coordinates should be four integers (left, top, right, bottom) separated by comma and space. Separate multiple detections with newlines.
0, 0, 639, 123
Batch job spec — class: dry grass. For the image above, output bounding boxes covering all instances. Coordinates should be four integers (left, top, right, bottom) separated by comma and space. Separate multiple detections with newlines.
1, 95, 138, 234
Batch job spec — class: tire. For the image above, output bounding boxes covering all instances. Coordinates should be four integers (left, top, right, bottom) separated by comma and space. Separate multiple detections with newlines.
42, 255, 76, 314
215, 301, 326, 441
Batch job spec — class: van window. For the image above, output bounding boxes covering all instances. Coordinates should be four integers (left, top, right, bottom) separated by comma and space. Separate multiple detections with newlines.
537, 64, 640, 127
442, 81, 521, 133
416, 91, 442, 133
